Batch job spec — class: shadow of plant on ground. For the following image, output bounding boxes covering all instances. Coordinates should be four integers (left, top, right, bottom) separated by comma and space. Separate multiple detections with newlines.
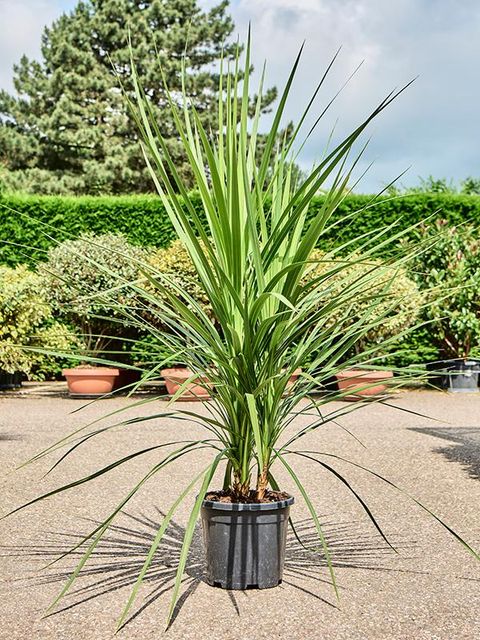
409, 427, 480, 481
2, 508, 416, 628
0, 433, 24, 441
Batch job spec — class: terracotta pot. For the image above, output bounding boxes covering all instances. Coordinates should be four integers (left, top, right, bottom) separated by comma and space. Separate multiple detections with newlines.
161, 367, 212, 401
62, 367, 120, 397
285, 368, 302, 391
335, 369, 393, 400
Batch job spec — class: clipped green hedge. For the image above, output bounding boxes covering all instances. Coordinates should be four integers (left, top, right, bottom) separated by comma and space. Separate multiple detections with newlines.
0, 193, 184, 266
1, 192, 480, 266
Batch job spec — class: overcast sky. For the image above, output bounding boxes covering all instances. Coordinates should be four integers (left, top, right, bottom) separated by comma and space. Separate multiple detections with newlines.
1, 0, 479, 193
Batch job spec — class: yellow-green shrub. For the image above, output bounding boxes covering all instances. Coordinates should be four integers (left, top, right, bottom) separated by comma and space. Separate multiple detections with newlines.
0, 265, 49, 341
305, 250, 422, 355
145, 239, 213, 320
0, 265, 80, 376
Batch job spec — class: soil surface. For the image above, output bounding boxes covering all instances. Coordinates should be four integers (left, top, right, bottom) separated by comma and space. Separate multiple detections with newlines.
205, 489, 290, 504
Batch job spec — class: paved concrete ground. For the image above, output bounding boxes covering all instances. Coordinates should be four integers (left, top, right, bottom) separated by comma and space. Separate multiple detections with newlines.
0, 391, 479, 640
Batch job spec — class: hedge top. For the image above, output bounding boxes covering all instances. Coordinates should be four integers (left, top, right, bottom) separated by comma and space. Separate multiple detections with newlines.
1, 191, 480, 266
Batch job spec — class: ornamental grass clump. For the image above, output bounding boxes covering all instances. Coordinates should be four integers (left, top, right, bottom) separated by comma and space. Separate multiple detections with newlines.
6, 36, 479, 628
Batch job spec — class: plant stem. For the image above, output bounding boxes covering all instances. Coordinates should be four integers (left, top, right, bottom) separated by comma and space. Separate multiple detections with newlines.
255, 468, 269, 500
232, 471, 250, 500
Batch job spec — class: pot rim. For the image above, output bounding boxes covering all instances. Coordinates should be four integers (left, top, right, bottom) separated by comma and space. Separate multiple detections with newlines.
202, 494, 294, 511
288, 368, 302, 377
161, 366, 190, 374
428, 357, 480, 364
335, 369, 393, 380
161, 367, 208, 377
62, 367, 120, 377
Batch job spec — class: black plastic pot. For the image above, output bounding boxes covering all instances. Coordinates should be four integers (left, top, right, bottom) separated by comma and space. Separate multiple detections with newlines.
426, 358, 480, 392
425, 361, 446, 389
448, 359, 480, 392
201, 494, 294, 590
0, 370, 22, 390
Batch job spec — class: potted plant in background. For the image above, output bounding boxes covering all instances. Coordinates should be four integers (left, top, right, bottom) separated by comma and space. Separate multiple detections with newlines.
7, 38, 478, 630
304, 251, 422, 399
0, 265, 77, 389
40, 232, 145, 396
129, 332, 213, 399
410, 221, 480, 392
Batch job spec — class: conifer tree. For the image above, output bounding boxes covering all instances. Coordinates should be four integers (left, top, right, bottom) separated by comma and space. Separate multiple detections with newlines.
0, 0, 276, 194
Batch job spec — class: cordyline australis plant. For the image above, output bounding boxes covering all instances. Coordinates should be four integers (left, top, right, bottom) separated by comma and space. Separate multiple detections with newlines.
5, 35, 479, 629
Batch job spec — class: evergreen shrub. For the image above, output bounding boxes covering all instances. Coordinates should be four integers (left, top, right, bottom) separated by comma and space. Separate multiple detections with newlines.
2, 192, 480, 266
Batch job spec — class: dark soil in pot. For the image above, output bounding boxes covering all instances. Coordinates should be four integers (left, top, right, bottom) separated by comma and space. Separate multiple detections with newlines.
205, 489, 290, 504
201, 491, 294, 590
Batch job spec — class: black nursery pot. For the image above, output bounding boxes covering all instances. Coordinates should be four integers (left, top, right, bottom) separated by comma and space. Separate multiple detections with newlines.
427, 358, 480, 392
201, 495, 294, 590
447, 358, 480, 392
0, 370, 22, 390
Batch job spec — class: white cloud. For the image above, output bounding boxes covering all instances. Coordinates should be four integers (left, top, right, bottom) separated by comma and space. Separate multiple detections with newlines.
0, 0, 65, 91
1, 0, 480, 191
227, 0, 480, 190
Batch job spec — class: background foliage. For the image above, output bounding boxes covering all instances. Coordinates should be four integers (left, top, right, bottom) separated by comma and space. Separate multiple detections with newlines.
145, 239, 213, 320
0, 264, 79, 377
40, 232, 146, 358
306, 250, 422, 355
408, 221, 480, 358
0, 0, 277, 195
3, 192, 480, 266
1, 193, 480, 370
